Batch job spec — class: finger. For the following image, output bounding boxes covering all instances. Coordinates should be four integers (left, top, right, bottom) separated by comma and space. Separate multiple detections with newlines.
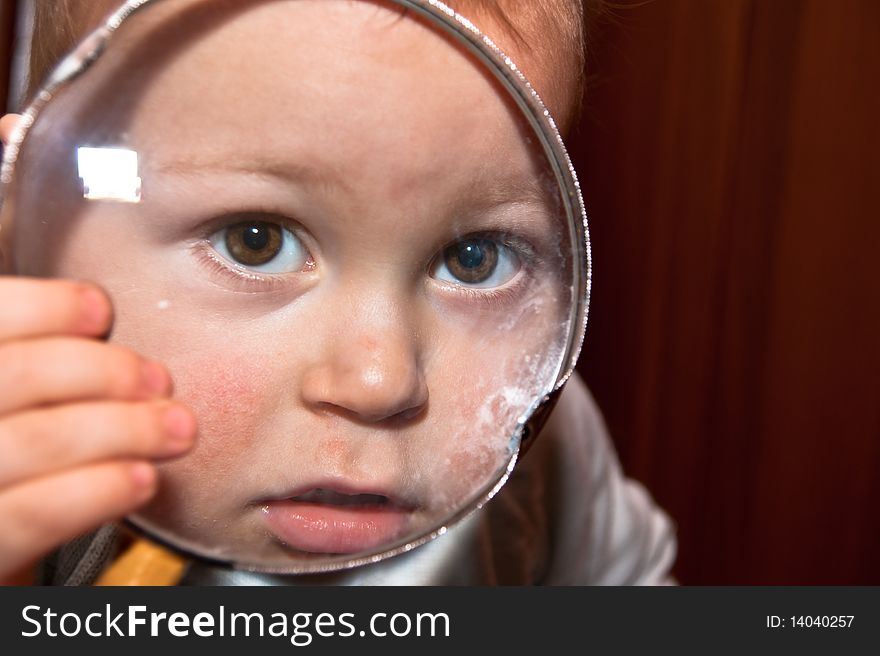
0, 278, 113, 340
0, 401, 196, 489
0, 337, 171, 415
0, 460, 156, 581
0, 114, 21, 146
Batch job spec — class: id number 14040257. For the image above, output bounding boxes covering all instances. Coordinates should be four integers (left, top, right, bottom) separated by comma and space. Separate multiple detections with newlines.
766, 615, 854, 629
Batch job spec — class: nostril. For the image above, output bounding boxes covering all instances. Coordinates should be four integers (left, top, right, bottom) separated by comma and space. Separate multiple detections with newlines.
314, 396, 427, 424
396, 402, 427, 422
346, 373, 428, 423
301, 357, 428, 424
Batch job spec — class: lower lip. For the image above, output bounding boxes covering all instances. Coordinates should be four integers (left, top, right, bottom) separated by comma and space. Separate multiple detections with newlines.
262, 500, 412, 554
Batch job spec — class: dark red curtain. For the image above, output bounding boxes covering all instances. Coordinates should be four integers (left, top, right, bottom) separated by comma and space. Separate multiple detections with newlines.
571, 0, 880, 584
0, 0, 17, 112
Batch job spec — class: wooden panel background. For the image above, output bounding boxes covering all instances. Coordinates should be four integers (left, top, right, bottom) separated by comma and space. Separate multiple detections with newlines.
0, 0, 16, 112
571, 0, 880, 583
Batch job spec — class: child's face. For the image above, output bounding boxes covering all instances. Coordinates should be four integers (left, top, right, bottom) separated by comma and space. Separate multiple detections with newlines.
6, 0, 573, 564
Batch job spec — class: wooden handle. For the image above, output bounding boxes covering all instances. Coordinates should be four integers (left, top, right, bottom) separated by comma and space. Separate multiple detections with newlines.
94, 537, 187, 586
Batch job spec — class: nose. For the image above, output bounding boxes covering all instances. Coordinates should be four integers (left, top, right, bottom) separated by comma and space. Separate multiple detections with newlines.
300, 313, 428, 424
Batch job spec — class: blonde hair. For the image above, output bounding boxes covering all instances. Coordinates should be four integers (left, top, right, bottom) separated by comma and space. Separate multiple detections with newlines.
27, 0, 595, 132
448, 0, 589, 131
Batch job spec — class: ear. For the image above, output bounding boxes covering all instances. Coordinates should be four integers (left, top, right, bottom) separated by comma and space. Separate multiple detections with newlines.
0, 114, 22, 146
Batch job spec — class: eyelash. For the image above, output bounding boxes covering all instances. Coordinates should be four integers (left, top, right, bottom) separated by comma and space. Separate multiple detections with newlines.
193, 243, 301, 293
442, 281, 528, 310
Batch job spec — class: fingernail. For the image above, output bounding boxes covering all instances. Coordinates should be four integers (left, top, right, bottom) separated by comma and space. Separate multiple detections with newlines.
141, 360, 172, 396
78, 285, 111, 333
161, 404, 197, 450
130, 462, 156, 492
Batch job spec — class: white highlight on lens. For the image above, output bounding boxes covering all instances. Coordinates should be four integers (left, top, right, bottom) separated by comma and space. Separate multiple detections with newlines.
76, 146, 142, 202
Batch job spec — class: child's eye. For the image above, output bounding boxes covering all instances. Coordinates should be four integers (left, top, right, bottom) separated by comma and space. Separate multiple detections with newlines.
208, 219, 310, 273
431, 237, 521, 288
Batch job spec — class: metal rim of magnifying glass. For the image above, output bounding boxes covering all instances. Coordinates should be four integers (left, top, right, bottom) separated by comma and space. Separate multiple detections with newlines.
0, 0, 592, 575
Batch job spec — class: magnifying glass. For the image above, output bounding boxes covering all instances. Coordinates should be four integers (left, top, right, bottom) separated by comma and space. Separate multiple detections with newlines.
1, 0, 589, 580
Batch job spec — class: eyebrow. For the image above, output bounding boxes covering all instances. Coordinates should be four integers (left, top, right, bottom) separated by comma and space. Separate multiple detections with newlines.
152, 156, 350, 195
467, 173, 556, 211
153, 154, 557, 212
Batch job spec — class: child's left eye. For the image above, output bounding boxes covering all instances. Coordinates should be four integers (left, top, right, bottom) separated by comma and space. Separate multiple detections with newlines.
430, 236, 521, 289
209, 218, 310, 273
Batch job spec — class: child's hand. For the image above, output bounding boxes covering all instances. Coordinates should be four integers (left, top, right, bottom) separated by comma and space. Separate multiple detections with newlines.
0, 278, 197, 585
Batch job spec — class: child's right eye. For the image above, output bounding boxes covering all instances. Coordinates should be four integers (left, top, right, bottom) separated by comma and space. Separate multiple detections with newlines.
208, 216, 312, 274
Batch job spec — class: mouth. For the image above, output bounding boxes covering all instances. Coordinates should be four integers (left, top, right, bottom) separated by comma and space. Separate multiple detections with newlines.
290, 488, 392, 508
260, 486, 416, 555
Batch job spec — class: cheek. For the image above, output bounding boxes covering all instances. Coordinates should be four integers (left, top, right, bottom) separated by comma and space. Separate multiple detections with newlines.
416, 367, 519, 507
110, 301, 280, 465
172, 354, 272, 471
146, 348, 282, 528
421, 329, 563, 507
122, 309, 270, 464
181, 359, 264, 423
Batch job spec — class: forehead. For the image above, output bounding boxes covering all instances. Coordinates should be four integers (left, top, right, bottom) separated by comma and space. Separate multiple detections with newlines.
84, 1, 543, 200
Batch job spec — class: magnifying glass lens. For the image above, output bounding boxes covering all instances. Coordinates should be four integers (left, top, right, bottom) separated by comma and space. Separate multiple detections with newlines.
4, 0, 583, 573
